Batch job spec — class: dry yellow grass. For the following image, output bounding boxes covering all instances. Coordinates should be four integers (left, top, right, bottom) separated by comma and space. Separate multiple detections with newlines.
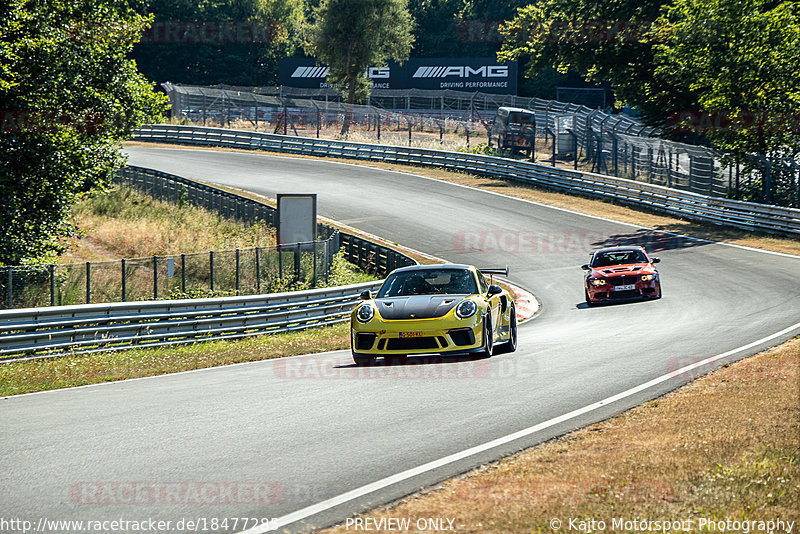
62, 186, 275, 262
323, 337, 800, 533
123, 141, 800, 257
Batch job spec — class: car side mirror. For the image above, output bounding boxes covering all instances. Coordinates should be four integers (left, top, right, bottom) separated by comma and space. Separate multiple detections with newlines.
359, 290, 372, 300
488, 285, 503, 296
651, 257, 661, 264
581, 264, 590, 270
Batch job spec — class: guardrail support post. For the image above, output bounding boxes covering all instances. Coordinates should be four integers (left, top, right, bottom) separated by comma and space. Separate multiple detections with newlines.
121, 259, 126, 302
181, 254, 186, 294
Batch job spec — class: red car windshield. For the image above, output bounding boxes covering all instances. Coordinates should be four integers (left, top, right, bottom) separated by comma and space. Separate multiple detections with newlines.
592, 250, 648, 267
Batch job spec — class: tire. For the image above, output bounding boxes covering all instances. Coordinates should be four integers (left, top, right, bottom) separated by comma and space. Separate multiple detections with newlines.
496, 306, 518, 354
585, 290, 596, 307
477, 315, 494, 359
352, 353, 375, 366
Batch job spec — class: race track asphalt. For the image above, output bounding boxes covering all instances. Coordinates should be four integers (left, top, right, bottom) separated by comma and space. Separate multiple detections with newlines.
1, 146, 798, 532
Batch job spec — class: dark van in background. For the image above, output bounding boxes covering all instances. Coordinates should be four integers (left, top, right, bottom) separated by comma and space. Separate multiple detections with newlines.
489, 107, 536, 153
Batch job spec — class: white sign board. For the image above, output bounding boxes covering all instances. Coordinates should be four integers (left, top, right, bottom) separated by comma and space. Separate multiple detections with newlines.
277, 194, 317, 248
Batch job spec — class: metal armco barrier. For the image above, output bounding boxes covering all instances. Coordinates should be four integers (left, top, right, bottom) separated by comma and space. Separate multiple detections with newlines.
0, 281, 382, 361
134, 125, 800, 236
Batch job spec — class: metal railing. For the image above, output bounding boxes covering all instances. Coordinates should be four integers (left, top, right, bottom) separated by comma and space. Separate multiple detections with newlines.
0, 281, 382, 361
134, 125, 800, 236
0, 165, 417, 310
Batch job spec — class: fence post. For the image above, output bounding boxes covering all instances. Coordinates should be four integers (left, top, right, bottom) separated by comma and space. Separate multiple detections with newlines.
153, 255, 158, 299
294, 243, 301, 283
86, 262, 91, 304
210, 251, 215, 291
181, 254, 186, 294
235, 248, 240, 294
121, 259, 126, 302
7, 267, 12, 309
255, 247, 261, 293
313, 243, 318, 288
50, 264, 55, 306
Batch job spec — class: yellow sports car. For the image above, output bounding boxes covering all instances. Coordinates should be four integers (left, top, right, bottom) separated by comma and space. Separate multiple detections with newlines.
350, 264, 517, 365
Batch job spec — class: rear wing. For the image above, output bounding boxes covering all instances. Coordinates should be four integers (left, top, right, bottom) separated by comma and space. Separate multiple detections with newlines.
479, 266, 510, 277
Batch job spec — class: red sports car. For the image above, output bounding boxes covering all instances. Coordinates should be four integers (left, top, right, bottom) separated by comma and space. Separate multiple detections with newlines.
582, 246, 662, 305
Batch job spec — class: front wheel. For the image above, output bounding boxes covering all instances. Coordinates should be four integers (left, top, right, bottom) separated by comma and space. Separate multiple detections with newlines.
496, 306, 517, 354
477, 315, 494, 359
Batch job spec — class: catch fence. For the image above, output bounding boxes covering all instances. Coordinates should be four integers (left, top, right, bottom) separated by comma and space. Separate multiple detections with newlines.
163, 84, 798, 207
0, 166, 416, 310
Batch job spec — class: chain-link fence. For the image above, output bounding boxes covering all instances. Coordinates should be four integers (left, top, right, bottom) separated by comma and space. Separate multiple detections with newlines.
0, 239, 339, 310
161, 83, 798, 207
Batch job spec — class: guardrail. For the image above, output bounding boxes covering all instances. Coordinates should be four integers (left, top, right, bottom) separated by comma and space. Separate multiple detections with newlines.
134, 125, 800, 236
0, 281, 382, 361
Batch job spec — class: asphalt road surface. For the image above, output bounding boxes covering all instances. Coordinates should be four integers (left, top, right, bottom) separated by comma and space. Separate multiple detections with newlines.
2, 147, 798, 533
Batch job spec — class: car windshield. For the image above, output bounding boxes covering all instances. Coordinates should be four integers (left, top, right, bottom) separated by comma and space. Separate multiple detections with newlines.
508, 112, 534, 127
377, 269, 478, 297
592, 250, 648, 267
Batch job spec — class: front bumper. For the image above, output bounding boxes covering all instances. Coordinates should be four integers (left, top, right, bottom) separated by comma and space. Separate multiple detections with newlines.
586, 279, 660, 302
351, 317, 485, 355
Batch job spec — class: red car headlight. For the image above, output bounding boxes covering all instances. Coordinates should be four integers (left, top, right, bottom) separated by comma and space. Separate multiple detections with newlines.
590, 278, 606, 286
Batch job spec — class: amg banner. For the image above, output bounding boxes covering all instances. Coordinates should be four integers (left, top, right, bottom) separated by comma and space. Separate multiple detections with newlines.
279, 57, 517, 94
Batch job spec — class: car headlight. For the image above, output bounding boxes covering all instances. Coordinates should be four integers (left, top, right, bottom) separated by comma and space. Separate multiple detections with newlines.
356, 304, 374, 322
590, 278, 606, 286
456, 300, 477, 319
641, 274, 655, 281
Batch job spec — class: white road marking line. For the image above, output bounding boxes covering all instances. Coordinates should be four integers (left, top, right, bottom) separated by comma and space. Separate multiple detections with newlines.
0, 348, 348, 400
241, 321, 800, 534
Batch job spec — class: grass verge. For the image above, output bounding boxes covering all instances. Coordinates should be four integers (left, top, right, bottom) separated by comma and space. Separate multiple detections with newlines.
323, 336, 800, 533
0, 323, 350, 397
124, 141, 800, 257
63, 186, 276, 262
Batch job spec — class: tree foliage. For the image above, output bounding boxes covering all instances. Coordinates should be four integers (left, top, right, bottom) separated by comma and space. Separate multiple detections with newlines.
305, 0, 413, 131
499, 0, 800, 157
0, 0, 168, 265
653, 0, 800, 157
131, 0, 306, 86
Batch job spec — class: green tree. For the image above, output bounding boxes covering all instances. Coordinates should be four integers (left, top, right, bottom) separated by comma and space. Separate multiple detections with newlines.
0, 0, 168, 265
653, 0, 800, 158
498, 0, 687, 120
131, 0, 306, 86
305, 0, 414, 133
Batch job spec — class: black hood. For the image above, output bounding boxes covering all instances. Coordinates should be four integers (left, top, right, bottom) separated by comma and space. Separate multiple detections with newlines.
375, 296, 464, 320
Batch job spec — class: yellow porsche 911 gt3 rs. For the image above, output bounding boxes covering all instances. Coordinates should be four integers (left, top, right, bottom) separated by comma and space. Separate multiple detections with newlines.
350, 264, 517, 365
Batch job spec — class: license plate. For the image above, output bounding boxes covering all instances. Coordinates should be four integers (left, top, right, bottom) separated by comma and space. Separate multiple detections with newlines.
399, 331, 424, 338
614, 284, 637, 291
